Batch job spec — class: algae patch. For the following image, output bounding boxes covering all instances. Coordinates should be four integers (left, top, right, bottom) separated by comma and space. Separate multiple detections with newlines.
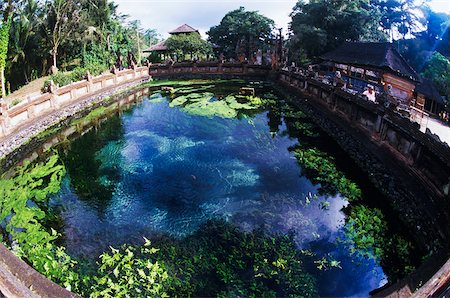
169, 90, 263, 119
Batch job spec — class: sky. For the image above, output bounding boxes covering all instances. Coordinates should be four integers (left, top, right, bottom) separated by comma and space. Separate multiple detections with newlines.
114, 0, 449, 39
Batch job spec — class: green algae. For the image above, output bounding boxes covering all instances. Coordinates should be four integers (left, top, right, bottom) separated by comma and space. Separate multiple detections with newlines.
168, 90, 264, 119
183, 99, 238, 118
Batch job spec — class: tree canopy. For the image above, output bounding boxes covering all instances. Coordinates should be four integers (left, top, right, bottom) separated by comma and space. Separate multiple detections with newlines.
165, 33, 212, 61
288, 0, 388, 59
4, 0, 159, 93
207, 7, 275, 60
421, 52, 450, 98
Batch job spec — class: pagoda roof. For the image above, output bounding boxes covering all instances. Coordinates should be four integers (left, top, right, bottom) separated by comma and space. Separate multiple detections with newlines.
169, 24, 199, 35
321, 42, 420, 82
143, 40, 167, 52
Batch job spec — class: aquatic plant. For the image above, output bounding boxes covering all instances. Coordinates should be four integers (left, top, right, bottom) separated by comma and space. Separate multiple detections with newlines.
90, 238, 169, 298
0, 154, 86, 292
343, 205, 387, 261
151, 219, 318, 297
167, 90, 264, 119
341, 205, 416, 280
291, 145, 362, 202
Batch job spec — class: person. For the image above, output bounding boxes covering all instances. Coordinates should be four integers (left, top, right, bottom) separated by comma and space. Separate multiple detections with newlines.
362, 84, 376, 102
333, 71, 345, 88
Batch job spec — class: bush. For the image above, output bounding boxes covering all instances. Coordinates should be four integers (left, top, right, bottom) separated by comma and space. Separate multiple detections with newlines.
42, 63, 108, 91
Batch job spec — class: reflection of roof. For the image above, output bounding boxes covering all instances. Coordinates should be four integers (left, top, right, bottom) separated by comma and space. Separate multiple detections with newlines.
321, 42, 420, 81
169, 24, 199, 35
416, 79, 444, 104
143, 40, 167, 52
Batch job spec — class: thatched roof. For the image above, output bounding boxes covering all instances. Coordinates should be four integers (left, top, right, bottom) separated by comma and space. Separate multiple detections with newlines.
169, 24, 199, 35
321, 42, 420, 81
143, 40, 167, 52
415, 79, 444, 104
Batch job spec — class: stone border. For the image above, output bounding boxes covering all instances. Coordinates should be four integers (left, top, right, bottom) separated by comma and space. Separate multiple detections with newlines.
0, 65, 448, 297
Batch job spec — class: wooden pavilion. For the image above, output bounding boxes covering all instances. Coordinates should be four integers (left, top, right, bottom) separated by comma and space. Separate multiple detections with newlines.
320, 42, 421, 106
143, 24, 200, 59
413, 79, 445, 116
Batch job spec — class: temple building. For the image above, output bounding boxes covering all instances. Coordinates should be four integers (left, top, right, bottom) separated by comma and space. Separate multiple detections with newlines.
413, 79, 446, 116
143, 24, 200, 59
320, 42, 421, 107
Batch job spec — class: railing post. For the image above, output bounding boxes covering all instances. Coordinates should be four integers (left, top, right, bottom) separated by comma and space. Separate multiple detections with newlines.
0, 99, 10, 136
48, 80, 59, 110
26, 97, 36, 119
86, 71, 93, 93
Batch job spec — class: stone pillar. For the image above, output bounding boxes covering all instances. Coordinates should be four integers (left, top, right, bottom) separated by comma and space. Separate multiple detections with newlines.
0, 99, 9, 137
26, 97, 36, 118
48, 80, 59, 110
86, 71, 93, 93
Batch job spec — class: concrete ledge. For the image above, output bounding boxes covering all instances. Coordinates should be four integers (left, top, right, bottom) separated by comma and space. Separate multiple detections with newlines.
0, 244, 79, 298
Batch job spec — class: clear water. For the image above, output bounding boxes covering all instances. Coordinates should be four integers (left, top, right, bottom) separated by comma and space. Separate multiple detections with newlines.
52, 85, 389, 296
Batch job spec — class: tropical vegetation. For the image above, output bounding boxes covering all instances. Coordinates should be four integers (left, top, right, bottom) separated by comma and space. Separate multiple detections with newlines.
0, 0, 158, 94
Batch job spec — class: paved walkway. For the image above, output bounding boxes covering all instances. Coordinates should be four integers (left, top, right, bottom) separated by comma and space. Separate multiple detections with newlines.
417, 116, 450, 146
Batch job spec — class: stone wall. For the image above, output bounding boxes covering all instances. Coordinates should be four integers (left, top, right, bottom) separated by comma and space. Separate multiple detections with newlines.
149, 62, 271, 78
278, 70, 450, 201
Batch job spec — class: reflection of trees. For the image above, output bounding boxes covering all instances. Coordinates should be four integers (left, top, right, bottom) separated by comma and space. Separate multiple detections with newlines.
267, 106, 282, 135
60, 114, 124, 215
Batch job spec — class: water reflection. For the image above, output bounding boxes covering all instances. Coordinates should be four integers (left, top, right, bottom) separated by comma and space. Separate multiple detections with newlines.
51, 86, 390, 296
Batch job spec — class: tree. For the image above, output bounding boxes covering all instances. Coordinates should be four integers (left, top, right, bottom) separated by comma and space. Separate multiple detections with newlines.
373, 0, 424, 41
8, 0, 41, 83
0, 0, 13, 97
288, 0, 387, 59
43, 0, 82, 72
166, 33, 212, 61
207, 7, 275, 60
421, 52, 450, 101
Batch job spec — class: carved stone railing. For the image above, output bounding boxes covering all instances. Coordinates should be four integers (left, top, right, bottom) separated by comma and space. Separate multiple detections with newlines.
149, 62, 271, 77
0, 66, 150, 138
278, 70, 450, 200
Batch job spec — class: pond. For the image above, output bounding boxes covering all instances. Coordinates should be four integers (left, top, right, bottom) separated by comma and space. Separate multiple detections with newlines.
1, 80, 422, 297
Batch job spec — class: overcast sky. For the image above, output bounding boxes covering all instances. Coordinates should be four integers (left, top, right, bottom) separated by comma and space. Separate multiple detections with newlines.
114, 0, 449, 38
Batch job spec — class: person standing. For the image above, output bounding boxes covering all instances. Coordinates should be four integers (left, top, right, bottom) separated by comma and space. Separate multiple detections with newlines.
363, 85, 376, 102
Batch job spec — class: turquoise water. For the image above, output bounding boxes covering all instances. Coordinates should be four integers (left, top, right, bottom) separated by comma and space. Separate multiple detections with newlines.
52, 84, 395, 296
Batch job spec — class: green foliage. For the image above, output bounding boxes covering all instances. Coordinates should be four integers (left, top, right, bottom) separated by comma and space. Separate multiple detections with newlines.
90, 239, 169, 298
289, 0, 387, 58
168, 88, 264, 119
292, 146, 362, 201
0, 15, 11, 69
208, 7, 275, 59
43, 63, 107, 90
342, 204, 416, 280
165, 33, 212, 61
152, 219, 317, 297
421, 51, 450, 98
0, 154, 88, 293
343, 206, 387, 261
5, 0, 153, 92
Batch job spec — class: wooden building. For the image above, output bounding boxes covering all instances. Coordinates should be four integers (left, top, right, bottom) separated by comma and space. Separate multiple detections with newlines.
413, 79, 445, 116
320, 42, 421, 106
143, 24, 200, 59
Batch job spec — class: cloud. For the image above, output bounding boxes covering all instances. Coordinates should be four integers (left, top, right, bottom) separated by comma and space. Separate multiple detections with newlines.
114, 0, 298, 38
